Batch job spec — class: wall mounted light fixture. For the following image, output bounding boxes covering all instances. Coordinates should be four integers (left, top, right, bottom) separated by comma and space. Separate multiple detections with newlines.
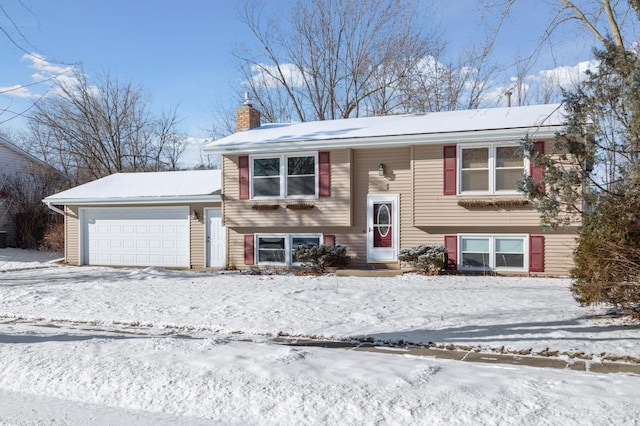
378, 163, 385, 176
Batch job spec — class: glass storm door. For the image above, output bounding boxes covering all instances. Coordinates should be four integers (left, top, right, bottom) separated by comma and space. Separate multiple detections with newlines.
367, 194, 399, 262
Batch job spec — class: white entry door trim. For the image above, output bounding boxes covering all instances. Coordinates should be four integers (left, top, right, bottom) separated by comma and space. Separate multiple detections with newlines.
205, 207, 226, 268
366, 194, 399, 262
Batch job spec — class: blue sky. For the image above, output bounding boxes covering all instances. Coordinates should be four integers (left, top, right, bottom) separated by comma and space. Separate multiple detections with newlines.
1, 0, 253, 136
0, 0, 600, 164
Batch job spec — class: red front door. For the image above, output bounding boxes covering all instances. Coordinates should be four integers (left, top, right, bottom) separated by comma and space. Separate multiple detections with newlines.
373, 203, 392, 248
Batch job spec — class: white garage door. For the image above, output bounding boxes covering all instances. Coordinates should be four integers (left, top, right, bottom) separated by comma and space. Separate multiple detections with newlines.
81, 207, 190, 267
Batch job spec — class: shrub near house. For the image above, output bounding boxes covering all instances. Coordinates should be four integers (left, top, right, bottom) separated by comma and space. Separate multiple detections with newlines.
399, 245, 448, 275
293, 243, 349, 274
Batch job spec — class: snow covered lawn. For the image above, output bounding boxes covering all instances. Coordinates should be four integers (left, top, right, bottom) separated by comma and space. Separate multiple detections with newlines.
0, 249, 639, 425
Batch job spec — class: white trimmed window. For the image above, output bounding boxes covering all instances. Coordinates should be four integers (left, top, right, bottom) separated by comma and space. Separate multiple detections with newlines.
459, 234, 528, 271
256, 234, 322, 265
251, 153, 317, 199
458, 144, 526, 194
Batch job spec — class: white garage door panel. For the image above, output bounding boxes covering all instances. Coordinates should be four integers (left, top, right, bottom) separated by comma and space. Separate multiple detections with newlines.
82, 207, 190, 267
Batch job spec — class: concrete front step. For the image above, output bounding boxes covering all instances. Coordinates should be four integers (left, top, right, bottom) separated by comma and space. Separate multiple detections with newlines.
335, 269, 402, 277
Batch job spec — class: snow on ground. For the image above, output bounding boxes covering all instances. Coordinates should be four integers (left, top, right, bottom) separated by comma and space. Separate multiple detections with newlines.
0, 250, 639, 425
0, 248, 62, 271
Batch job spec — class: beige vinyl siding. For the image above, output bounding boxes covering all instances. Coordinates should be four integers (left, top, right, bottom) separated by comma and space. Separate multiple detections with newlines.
228, 227, 575, 276
63, 203, 219, 268
352, 147, 413, 268
413, 142, 549, 227
187, 203, 223, 269
227, 147, 414, 270
65, 206, 80, 265
223, 141, 577, 276
189, 204, 206, 269
226, 228, 244, 270
222, 149, 352, 228
542, 231, 577, 276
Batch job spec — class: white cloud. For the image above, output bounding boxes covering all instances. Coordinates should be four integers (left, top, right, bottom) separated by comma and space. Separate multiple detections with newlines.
528, 60, 598, 89
248, 63, 305, 89
493, 60, 600, 107
25, 53, 74, 76
180, 136, 220, 168
0, 53, 76, 100
0, 84, 34, 99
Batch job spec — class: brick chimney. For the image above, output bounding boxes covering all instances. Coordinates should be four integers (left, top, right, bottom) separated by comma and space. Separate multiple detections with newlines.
236, 93, 261, 132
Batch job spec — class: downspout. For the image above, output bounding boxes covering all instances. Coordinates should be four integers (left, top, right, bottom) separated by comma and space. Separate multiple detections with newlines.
43, 200, 68, 264
44, 201, 65, 216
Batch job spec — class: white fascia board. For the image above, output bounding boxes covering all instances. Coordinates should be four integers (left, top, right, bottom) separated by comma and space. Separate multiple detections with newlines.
204, 125, 562, 155
42, 195, 222, 206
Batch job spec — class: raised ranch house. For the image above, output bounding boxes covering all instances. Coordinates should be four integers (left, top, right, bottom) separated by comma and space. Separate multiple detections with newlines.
43, 170, 224, 269
203, 102, 576, 276
0, 135, 52, 248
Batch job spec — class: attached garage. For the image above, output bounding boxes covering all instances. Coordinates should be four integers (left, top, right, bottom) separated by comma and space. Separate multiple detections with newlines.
44, 170, 224, 269
81, 206, 190, 267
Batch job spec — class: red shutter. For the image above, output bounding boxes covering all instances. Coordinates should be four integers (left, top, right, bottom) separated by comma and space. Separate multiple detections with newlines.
239, 156, 250, 200
443, 146, 457, 195
444, 235, 457, 270
244, 234, 255, 265
319, 151, 331, 197
530, 141, 545, 193
529, 235, 544, 272
323, 234, 336, 246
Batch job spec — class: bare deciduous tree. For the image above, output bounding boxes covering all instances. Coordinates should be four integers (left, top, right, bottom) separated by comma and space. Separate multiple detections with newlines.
27, 69, 187, 185
236, 0, 442, 122
0, 164, 67, 249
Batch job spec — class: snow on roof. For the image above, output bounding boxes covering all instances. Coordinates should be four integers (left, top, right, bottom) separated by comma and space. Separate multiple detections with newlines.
204, 103, 565, 154
44, 170, 221, 204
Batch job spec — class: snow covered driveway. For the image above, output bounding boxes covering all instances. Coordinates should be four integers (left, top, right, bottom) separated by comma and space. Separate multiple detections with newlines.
0, 253, 639, 424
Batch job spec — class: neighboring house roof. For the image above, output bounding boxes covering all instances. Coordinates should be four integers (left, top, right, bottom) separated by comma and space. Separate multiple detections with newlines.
43, 170, 221, 205
0, 135, 52, 173
203, 103, 565, 155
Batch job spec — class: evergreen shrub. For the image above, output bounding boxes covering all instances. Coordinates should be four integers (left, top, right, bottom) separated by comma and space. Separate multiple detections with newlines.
398, 244, 447, 275
293, 244, 349, 274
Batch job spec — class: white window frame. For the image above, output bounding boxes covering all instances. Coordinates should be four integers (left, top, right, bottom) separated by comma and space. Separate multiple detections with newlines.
255, 233, 323, 266
250, 152, 319, 199
458, 234, 529, 272
457, 143, 529, 195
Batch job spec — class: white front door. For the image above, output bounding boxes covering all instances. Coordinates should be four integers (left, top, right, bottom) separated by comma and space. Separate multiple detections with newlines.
366, 194, 399, 262
206, 208, 225, 267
